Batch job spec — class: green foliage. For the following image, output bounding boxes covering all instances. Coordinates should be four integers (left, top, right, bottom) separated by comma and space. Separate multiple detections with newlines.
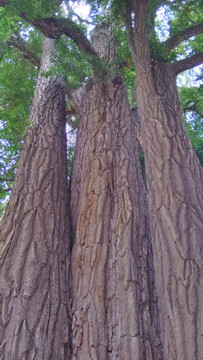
178, 85, 203, 165
0, 48, 38, 135
179, 85, 203, 117
185, 119, 203, 165
0, 35, 39, 210
0, 7, 21, 41
0, 0, 203, 216
168, 0, 203, 37
150, 0, 203, 61
67, 145, 75, 184
6, 0, 62, 18
115, 25, 131, 61
42, 36, 94, 88
148, 33, 169, 61
0, 140, 18, 217
86, 0, 110, 13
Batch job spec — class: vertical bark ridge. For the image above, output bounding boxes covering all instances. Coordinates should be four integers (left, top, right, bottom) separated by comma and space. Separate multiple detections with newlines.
70, 77, 163, 360
135, 62, 203, 360
0, 38, 71, 359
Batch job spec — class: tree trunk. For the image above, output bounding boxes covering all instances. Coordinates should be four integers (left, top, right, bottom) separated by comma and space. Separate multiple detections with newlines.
132, 17, 203, 358
0, 38, 71, 360
70, 76, 163, 360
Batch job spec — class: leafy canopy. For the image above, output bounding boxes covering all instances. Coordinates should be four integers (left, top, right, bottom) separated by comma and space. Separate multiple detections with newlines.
0, 0, 202, 215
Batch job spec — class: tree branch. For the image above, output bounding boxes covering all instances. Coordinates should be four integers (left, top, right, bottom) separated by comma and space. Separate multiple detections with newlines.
172, 51, 203, 75
183, 100, 199, 114
133, 0, 151, 68
0, 178, 14, 182
20, 13, 98, 57
7, 35, 41, 68
135, 0, 149, 35
124, 0, 136, 55
70, 11, 94, 25
0, 187, 12, 192
164, 23, 203, 51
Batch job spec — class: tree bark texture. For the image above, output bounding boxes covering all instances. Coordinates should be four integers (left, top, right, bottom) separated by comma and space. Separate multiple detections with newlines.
70, 77, 163, 360
131, 13, 203, 357
0, 38, 71, 359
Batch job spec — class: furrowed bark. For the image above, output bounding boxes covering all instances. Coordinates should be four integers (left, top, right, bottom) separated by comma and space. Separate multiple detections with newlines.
134, 43, 203, 360
124, 1, 203, 358
0, 38, 71, 359
70, 77, 163, 360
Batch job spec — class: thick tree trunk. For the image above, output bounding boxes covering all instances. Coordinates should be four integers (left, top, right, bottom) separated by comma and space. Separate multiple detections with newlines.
70, 77, 163, 360
125, 2, 203, 357
0, 38, 71, 359
134, 39, 203, 360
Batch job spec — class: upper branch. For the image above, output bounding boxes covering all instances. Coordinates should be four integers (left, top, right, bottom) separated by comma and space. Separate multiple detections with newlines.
133, 0, 151, 68
21, 14, 98, 57
183, 100, 199, 114
0, 187, 12, 192
0, 178, 14, 182
172, 51, 203, 75
164, 23, 203, 51
124, 0, 136, 54
135, 0, 149, 36
7, 35, 41, 67
0, 1, 100, 63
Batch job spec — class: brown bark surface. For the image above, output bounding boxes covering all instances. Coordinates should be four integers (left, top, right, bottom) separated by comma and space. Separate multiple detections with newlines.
129, 4, 203, 356
136, 64, 203, 360
70, 77, 163, 360
0, 38, 71, 359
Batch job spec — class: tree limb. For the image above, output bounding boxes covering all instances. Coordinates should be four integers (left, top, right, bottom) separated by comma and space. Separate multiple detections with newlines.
1, 3, 100, 64
20, 13, 98, 57
0, 187, 12, 192
183, 100, 199, 114
0, 178, 14, 182
135, 0, 149, 35
133, 0, 151, 67
124, 0, 136, 55
7, 35, 41, 68
164, 23, 203, 51
70, 11, 94, 25
172, 51, 203, 75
